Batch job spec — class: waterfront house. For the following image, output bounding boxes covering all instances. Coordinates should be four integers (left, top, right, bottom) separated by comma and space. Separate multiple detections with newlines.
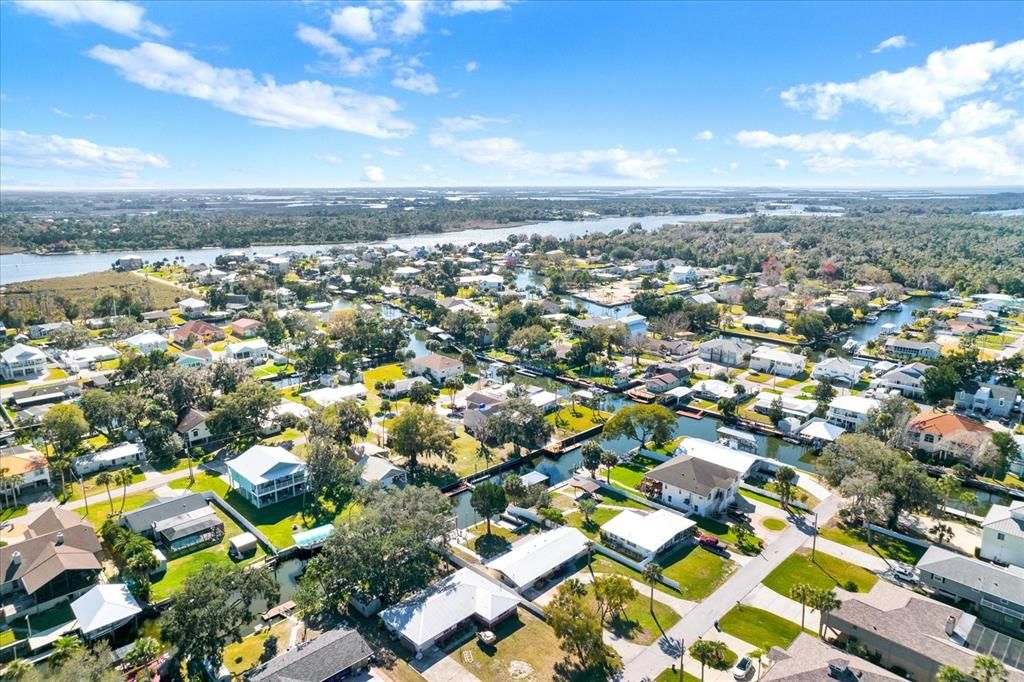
698, 338, 753, 367
177, 298, 210, 319
487, 527, 589, 591
230, 317, 264, 338
71, 583, 142, 641
669, 265, 699, 284
883, 338, 941, 359
0, 343, 47, 381
249, 627, 374, 681
741, 316, 787, 334
599, 509, 695, 561
411, 354, 464, 384
750, 347, 806, 377
121, 493, 224, 555
811, 357, 859, 385
979, 501, 1024, 568
827, 396, 880, 431
125, 331, 168, 355
870, 362, 929, 399
641, 453, 742, 516
904, 412, 991, 463
226, 445, 307, 509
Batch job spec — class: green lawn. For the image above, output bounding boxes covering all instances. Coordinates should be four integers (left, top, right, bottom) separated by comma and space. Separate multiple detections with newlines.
819, 523, 927, 565
546, 405, 609, 435
608, 455, 661, 491
739, 489, 783, 510
763, 549, 878, 596
719, 604, 801, 650
690, 515, 742, 547
566, 507, 622, 540
80, 490, 157, 527
660, 545, 736, 601
762, 517, 787, 531
449, 611, 563, 682
64, 466, 145, 502
222, 618, 294, 676
596, 487, 656, 511
655, 669, 701, 682
9, 602, 74, 637
1, 504, 28, 522
590, 555, 678, 597
583, 583, 680, 645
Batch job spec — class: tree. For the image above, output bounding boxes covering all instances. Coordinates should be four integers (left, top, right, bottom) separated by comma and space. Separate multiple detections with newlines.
600, 450, 619, 484
774, 466, 797, 508
208, 378, 279, 446
408, 381, 435, 405
547, 581, 619, 675
923, 364, 961, 403
766, 397, 785, 426
443, 376, 464, 408
470, 482, 507, 535
936, 666, 967, 682
44, 642, 120, 681
971, 655, 1008, 682
642, 562, 663, 612
115, 468, 134, 513
309, 399, 370, 445
689, 639, 729, 682
931, 522, 954, 545
162, 563, 279, 677
41, 403, 88, 491
581, 441, 603, 478
602, 404, 675, 452
485, 397, 553, 448
578, 497, 598, 523
593, 574, 637, 624
2, 659, 35, 679
304, 437, 356, 511
80, 389, 122, 440
811, 588, 841, 637
125, 636, 161, 669
791, 312, 830, 344
260, 634, 279, 663
49, 635, 82, 669
388, 404, 453, 469
502, 474, 526, 505
790, 583, 814, 631
96, 471, 116, 513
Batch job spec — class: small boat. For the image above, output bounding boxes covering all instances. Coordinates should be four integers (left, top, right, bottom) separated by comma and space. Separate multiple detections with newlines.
864, 313, 880, 323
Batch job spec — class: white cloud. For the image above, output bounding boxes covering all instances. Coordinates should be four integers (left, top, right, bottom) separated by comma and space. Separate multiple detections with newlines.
430, 132, 673, 180
774, 158, 790, 169
89, 42, 413, 138
0, 128, 167, 175
296, 24, 391, 77
936, 100, 1016, 137
392, 1, 428, 38
438, 115, 507, 132
380, 147, 403, 157
15, 0, 166, 38
362, 165, 385, 182
728, 161, 739, 171
465, 60, 479, 73
392, 66, 439, 94
51, 107, 72, 118
695, 130, 713, 141
736, 128, 1023, 177
448, 0, 510, 13
872, 35, 910, 53
330, 6, 377, 42
313, 153, 342, 164
781, 40, 1024, 122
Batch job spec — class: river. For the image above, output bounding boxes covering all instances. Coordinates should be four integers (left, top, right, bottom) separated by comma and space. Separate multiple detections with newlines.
844, 296, 941, 343
0, 213, 742, 284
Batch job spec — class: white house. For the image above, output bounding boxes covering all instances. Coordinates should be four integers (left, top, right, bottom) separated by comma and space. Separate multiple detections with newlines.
641, 453, 743, 516
67, 346, 120, 371
458, 273, 505, 291
356, 455, 407, 489
979, 501, 1024, 568
393, 266, 422, 280
226, 338, 270, 365
750, 347, 806, 377
692, 379, 742, 402
827, 395, 880, 431
754, 393, 818, 421
698, 338, 753, 367
176, 407, 212, 446
226, 445, 307, 509
487, 527, 589, 591
0, 343, 47, 380
870, 362, 929, 399
304, 384, 368, 407
411, 354, 464, 384
177, 298, 209, 319
73, 442, 146, 476
955, 382, 1019, 419
125, 331, 168, 355
811, 357, 859, 385
669, 265, 699, 284
742, 316, 787, 334
600, 509, 695, 561
71, 583, 141, 640
883, 338, 941, 360
266, 257, 291, 275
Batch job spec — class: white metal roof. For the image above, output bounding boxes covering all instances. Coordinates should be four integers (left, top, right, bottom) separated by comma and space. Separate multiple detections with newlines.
798, 419, 846, 442
1, 343, 46, 362
487, 526, 588, 588
304, 384, 368, 406
675, 437, 758, 475
71, 584, 141, 635
380, 568, 520, 649
227, 445, 305, 485
600, 509, 695, 555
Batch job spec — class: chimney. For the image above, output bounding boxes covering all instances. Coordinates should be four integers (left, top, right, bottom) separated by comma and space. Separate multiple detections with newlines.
11, 551, 21, 565
55, 531, 64, 546
945, 615, 957, 637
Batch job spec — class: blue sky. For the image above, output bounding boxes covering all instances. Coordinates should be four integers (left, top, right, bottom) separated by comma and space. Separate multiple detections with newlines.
1, 0, 1022, 188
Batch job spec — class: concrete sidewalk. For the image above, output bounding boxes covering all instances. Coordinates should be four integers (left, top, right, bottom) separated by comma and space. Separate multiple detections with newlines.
812, 537, 891, 572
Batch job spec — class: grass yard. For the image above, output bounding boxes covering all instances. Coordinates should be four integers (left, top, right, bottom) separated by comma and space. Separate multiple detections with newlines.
719, 604, 801, 651
80, 490, 156, 527
660, 544, 736, 601
9, 602, 74, 638
690, 515, 744, 547
449, 611, 564, 682
222, 618, 295, 676
596, 487, 655, 511
763, 549, 878, 596
590, 555, 678, 598
761, 517, 787, 531
565, 506, 622, 540
463, 522, 539, 558
739, 489, 784, 510
819, 523, 927, 565
608, 454, 661, 491
546, 405, 609, 435
655, 670, 701, 682
582, 583, 680, 645
1, 504, 28, 522
64, 466, 145, 503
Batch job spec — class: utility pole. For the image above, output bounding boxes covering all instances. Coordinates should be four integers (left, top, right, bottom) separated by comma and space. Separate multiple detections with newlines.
678, 637, 685, 682
811, 510, 819, 561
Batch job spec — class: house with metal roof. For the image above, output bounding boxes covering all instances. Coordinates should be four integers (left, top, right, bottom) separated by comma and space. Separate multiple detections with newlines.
71, 583, 142, 640
226, 445, 307, 509
248, 627, 373, 681
487, 527, 589, 591
0, 343, 47, 381
600, 509, 695, 561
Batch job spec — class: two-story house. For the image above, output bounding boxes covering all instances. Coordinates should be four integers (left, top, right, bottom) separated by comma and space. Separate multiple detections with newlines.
750, 347, 807, 377
0, 343, 47, 381
698, 338, 753, 367
176, 407, 212, 446
904, 412, 991, 463
411, 353, 464, 384
810, 357, 859, 385
883, 338, 941, 359
869, 362, 929, 399
955, 381, 1019, 419
641, 454, 742, 516
979, 501, 1024, 568
226, 445, 307, 509
225, 338, 270, 365
827, 396, 880, 431
917, 545, 1024, 633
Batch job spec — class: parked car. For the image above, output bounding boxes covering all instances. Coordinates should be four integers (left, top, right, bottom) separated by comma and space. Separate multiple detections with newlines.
698, 533, 720, 548
732, 656, 753, 680
893, 563, 919, 584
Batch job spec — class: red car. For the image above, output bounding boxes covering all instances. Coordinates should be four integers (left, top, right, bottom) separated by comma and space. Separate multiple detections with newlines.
698, 534, 720, 548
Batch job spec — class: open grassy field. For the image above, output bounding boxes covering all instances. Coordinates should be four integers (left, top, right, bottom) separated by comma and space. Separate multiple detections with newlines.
763, 548, 878, 595
2, 270, 181, 319
546, 405, 609, 435
719, 604, 802, 650
660, 545, 736, 600
819, 523, 928, 564
582, 582, 680, 645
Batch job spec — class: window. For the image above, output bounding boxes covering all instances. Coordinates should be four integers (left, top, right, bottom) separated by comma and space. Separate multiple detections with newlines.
997, 532, 1006, 541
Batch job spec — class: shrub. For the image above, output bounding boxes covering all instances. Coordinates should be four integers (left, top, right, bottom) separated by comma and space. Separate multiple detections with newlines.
843, 579, 859, 592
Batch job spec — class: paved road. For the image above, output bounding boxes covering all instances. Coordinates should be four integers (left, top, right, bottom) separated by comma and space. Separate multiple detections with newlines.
621, 494, 842, 681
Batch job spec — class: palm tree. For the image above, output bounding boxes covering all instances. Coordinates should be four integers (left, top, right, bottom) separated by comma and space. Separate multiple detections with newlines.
931, 522, 954, 546
115, 468, 134, 513
600, 451, 618, 484
3, 659, 35, 679
812, 588, 841, 637
1, 469, 24, 509
689, 639, 728, 682
96, 471, 115, 513
936, 665, 967, 682
444, 377, 464, 408
49, 634, 82, 669
971, 655, 1008, 682
562, 577, 588, 599
790, 582, 814, 631
748, 648, 768, 682
642, 562, 663, 612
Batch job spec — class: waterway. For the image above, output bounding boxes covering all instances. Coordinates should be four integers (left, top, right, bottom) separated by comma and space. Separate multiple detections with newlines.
0, 213, 741, 284
844, 296, 941, 344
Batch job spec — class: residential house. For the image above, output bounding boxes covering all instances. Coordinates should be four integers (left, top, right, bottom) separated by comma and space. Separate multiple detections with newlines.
0, 508, 103, 608
741, 316, 787, 334
831, 594, 1024, 681
599, 509, 695, 561
266, 257, 291, 275
750, 347, 806, 377
356, 455, 407, 489
71, 583, 142, 641
113, 255, 143, 271
393, 266, 422, 280
691, 379, 742, 402
411, 354, 464, 384
0, 444, 50, 492
884, 338, 941, 359
458, 273, 505, 290
870, 362, 930, 399
176, 347, 214, 368
226, 445, 307, 509
762, 633, 900, 681
669, 265, 699, 284
195, 268, 228, 285
122, 493, 224, 555
9, 380, 81, 410
226, 338, 270, 365
955, 381, 1019, 419
141, 310, 172, 325
380, 567, 521, 656
125, 331, 168, 355
249, 627, 373, 681
917, 545, 1024, 633
698, 338, 753, 367
172, 320, 225, 345
905, 412, 991, 463
754, 393, 818, 421
488, 527, 589, 591
66, 346, 120, 371
811, 357, 860, 385
979, 501, 1024, 568
641, 453, 743, 516
28, 321, 72, 339
619, 313, 649, 338
176, 407, 212, 446
72, 442, 145, 476
463, 384, 559, 437
644, 371, 688, 395
304, 384, 368, 407
0, 343, 47, 380
641, 337, 694, 359
177, 297, 209, 319
827, 396, 880, 431
381, 376, 430, 399
230, 318, 264, 338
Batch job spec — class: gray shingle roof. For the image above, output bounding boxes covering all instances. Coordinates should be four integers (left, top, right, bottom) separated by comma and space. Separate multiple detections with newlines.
122, 493, 210, 535
248, 628, 372, 681
644, 455, 740, 497
918, 545, 1024, 606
